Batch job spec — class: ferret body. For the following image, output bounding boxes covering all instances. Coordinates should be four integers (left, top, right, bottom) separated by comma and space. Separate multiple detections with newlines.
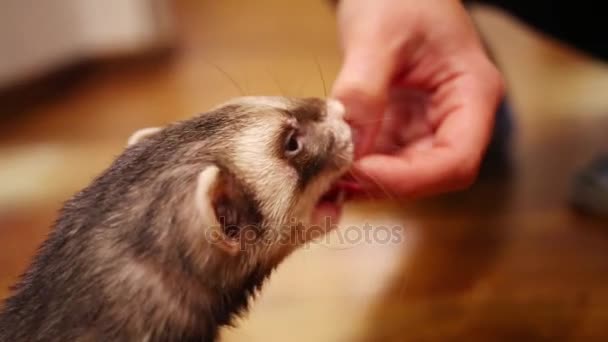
0, 97, 352, 341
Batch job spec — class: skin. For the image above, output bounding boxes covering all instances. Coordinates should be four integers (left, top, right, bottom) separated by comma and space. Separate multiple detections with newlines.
332, 0, 505, 198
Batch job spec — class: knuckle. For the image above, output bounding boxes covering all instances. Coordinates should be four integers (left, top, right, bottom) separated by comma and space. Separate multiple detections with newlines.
450, 158, 481, 189
491, 68, 506, 97
340, 83, 373, 102
484, 62, 506, 98
334, 84, 385, 122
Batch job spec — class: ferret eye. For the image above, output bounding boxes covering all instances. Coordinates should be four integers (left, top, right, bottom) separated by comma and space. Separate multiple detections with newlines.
284, 129, 302, 157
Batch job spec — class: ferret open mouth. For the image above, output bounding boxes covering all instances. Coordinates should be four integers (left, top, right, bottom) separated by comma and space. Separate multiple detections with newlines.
312, 180, 359, 226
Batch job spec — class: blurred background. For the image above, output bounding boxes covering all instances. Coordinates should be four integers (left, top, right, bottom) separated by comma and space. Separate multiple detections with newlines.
1, 0, 607, 341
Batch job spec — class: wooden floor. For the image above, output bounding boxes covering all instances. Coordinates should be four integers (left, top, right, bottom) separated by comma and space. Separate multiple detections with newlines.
1, 1, 608, 341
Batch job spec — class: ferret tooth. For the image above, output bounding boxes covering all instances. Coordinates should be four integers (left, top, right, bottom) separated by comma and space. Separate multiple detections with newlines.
336, 189, 345, 205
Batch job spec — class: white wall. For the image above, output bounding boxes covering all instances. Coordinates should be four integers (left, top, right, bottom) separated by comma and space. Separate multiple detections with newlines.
0, 0, 174, 88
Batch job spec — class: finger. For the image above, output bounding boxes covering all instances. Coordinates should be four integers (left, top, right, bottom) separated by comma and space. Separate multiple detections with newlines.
354, 64, 504, 198
353, 150, 462, 198
434, 59, 505, 160
331, 30, 398, 158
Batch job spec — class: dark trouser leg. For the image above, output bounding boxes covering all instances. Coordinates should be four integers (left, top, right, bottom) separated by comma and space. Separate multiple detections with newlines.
471, 0, 608, 217
471, 0, 608, 61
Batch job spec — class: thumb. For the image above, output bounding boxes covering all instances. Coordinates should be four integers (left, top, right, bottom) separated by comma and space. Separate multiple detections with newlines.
331, 37, 396, 158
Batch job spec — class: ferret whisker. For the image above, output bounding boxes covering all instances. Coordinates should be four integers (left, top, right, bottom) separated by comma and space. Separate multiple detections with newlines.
337, 156, 350, 164
346, 170, 376, 199
295, 77, 307, 97
350, 169, 396, 201
314, 57, 328, 98
205, 60, 247, 96
265, 65, 286, 96
346, 118, 386, 125
242, 73, 251, 96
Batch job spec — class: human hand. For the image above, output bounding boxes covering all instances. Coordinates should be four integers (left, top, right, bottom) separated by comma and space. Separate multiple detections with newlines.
331, 0, 504, 198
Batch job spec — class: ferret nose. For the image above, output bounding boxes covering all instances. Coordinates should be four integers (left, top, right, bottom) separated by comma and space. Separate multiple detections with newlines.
326, 99, 345, 120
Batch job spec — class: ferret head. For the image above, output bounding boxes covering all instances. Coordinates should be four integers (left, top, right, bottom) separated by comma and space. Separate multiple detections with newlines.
127, 97, 352, 267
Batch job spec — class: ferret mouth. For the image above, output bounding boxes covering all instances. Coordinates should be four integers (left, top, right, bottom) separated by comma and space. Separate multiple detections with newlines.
312, 180, 358, 226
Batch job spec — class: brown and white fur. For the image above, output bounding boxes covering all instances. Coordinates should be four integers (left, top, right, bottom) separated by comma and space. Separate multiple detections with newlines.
0, 97, 352, 341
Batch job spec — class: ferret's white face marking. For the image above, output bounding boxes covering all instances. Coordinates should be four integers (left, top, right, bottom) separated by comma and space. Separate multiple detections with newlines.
117, 96, 353, 304
124, 96, 356, 267
326, 98, 345, 119
233, 118, 296, 222
212, 96, 353, 247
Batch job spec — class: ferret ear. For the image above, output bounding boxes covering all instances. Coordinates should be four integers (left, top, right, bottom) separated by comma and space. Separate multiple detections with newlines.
195, 165, 241, 256
127, 127, 162, 146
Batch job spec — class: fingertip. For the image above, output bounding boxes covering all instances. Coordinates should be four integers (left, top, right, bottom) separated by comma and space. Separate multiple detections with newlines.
351, 155, 405, 195
332, 73, 386, 122
354, 155, 396, 180
333, 87, 386, 158
331, 43, 394, 158
331, 48, 390, 121
347, 115, 375, 159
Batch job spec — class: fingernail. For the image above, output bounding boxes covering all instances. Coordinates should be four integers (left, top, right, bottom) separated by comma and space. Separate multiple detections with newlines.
343, 101, 381, 158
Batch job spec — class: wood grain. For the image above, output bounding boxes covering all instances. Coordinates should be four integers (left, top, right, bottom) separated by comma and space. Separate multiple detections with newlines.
1, 2, 607, 341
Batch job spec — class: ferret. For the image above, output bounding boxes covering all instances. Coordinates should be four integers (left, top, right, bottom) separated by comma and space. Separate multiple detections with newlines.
0, 97, 353, 341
